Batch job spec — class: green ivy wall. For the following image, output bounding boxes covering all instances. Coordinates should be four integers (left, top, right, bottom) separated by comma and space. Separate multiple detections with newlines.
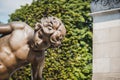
9, 0, 92, 80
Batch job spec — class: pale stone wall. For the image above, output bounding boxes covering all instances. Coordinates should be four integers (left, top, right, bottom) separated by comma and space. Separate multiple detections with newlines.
91, 1, 120, 80
93, 19, 120, 80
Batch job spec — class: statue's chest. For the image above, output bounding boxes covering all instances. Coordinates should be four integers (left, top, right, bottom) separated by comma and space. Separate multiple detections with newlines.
0, 44, 30, 68
8, 30, 30, 60
9, 30, 28, 51
14, 44, 30, 60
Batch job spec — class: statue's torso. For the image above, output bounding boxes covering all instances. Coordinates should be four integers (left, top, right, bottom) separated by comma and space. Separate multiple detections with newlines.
0, 25, 34, 79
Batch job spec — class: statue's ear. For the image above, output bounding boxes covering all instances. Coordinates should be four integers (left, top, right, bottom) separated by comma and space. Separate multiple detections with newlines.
35, 23, 41, 31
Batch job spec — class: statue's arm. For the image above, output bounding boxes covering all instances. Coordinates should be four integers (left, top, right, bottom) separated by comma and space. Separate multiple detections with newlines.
0, 22, 26, 34
31, 52, 45, 80
0, 24, 12, 34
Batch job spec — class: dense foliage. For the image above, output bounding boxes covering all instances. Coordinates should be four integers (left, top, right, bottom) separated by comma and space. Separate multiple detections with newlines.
9, 0, 92, 80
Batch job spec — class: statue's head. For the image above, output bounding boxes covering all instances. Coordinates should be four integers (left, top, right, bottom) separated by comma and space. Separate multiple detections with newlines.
33, 17, 66, 51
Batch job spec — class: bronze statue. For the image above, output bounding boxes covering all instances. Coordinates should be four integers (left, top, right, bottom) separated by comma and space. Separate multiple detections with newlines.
0, 17, 66, 80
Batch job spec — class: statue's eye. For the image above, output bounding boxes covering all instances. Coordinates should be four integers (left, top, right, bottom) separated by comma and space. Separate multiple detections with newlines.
38, 31, 42, 38
58, 29, 61, 32
39, 35, 43, 39
48, 27, 53, 31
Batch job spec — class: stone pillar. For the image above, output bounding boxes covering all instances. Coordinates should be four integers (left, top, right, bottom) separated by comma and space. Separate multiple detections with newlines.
91, 0, 120, 80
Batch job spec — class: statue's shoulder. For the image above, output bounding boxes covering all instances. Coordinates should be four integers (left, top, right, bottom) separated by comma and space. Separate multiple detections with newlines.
9, 21, 28, 30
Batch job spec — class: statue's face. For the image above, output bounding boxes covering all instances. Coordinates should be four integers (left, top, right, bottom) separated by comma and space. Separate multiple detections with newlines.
33, 17, 66, 51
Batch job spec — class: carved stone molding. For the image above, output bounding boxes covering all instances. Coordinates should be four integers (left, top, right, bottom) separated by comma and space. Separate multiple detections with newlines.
91, 0, 120, 12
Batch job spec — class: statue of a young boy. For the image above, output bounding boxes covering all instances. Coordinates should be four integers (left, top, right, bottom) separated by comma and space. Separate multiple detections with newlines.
0, 17, 66, 80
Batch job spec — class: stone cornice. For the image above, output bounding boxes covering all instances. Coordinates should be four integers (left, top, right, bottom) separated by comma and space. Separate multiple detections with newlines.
91, 0, 120, 12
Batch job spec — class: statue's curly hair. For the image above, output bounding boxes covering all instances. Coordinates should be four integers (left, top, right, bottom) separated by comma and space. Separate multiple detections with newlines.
35, 17, 63, 31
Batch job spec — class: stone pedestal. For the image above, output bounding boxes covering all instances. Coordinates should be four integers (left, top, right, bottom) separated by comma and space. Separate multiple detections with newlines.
91, 0, 120, 80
